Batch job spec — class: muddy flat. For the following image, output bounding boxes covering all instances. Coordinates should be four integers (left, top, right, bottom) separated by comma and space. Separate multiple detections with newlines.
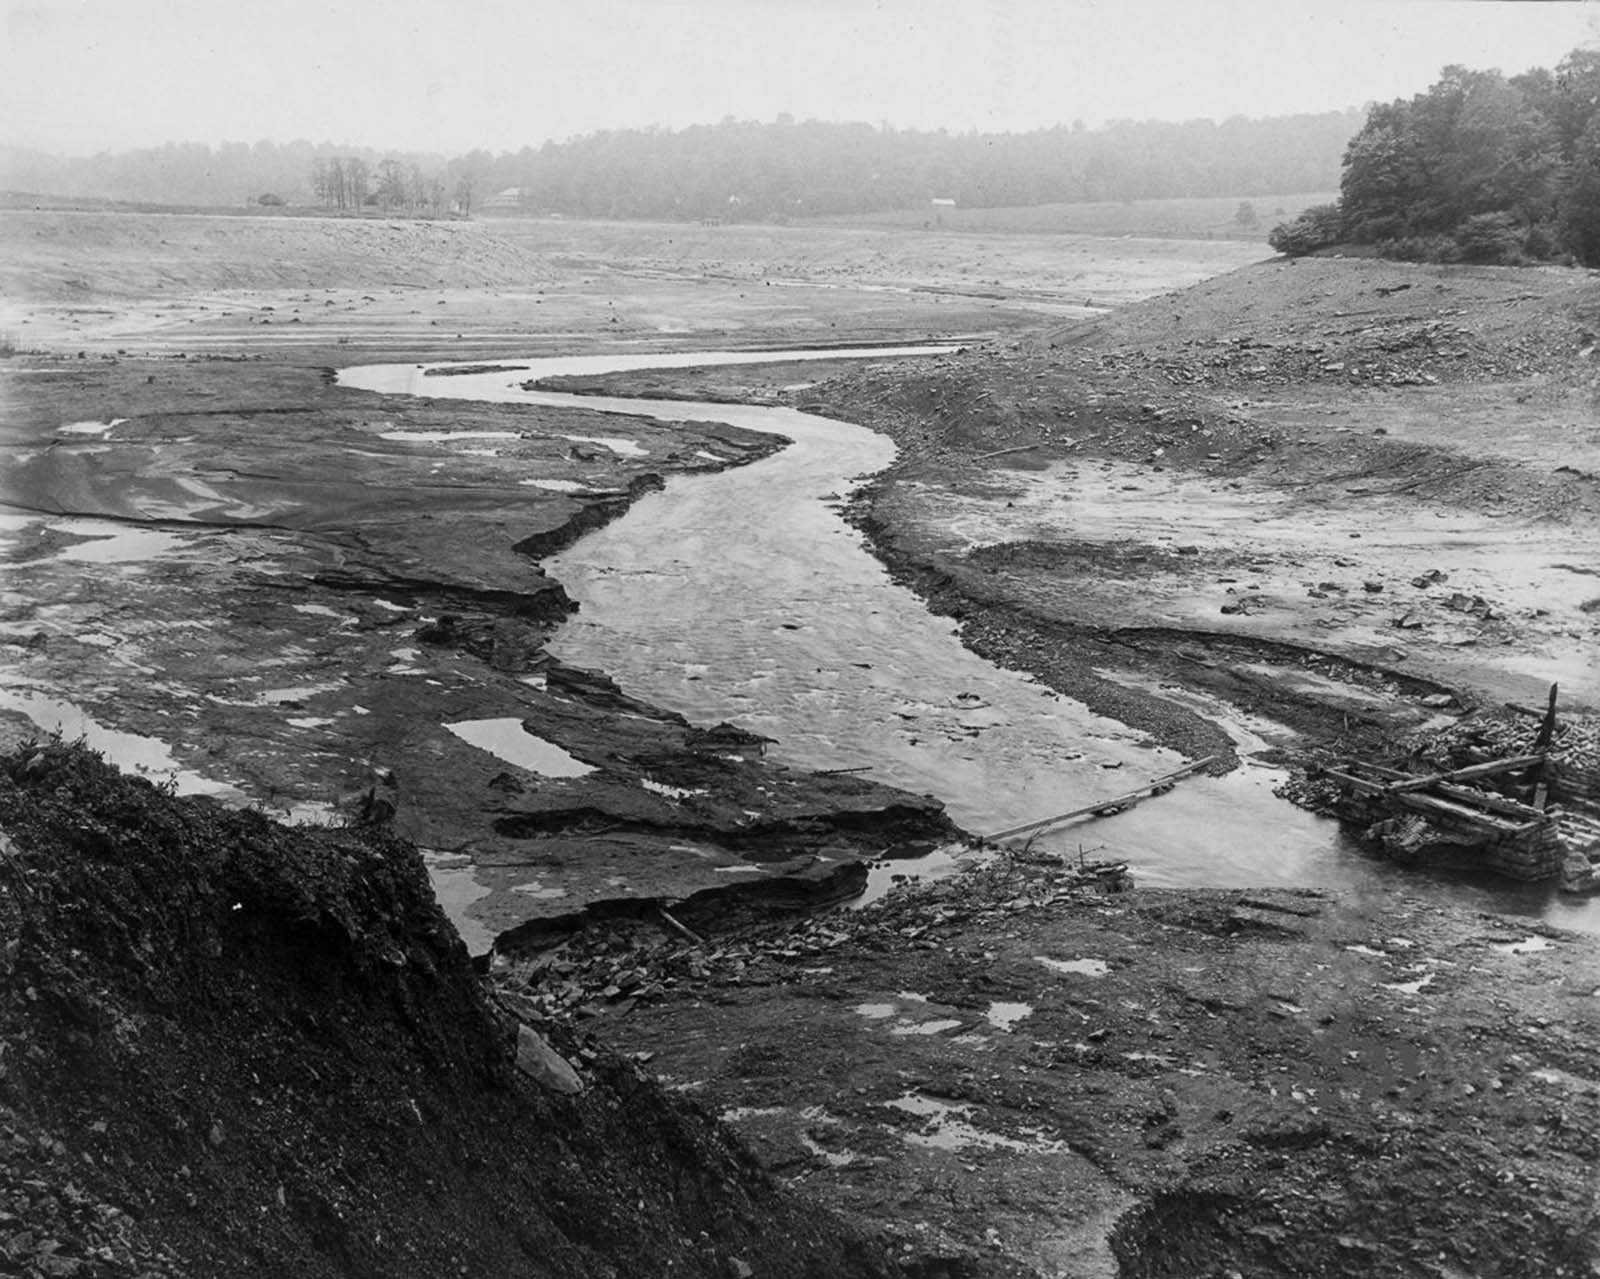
4, 206, 1599, 1277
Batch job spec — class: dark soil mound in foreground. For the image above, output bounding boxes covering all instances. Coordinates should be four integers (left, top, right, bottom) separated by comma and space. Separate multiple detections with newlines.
0, 743, 893, 1278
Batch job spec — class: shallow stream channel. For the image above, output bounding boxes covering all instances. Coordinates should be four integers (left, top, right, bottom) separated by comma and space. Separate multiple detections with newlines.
343, 350, 1594, 931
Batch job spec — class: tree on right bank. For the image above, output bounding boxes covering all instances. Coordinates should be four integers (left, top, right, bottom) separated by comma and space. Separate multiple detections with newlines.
1270, 48, 1600, 267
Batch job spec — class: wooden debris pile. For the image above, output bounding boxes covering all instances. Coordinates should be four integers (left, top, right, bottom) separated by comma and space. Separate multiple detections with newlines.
1318, 753, 1563, 880
1318, 688, 1600, 890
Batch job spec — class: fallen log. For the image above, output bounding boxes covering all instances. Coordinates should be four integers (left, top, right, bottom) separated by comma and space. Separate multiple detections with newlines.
984, 756, 1219, 844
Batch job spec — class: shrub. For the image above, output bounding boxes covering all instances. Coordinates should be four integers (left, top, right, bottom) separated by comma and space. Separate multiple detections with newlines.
1521, 222, 1557, 260
1452, 212, 1525, 264
1390, 234, 1456, 263
1267, 202, 1345, 256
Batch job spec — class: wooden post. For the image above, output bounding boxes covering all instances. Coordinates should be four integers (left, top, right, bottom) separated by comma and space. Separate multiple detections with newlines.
1532, 683, 1559, 753
1532, 684, 1557, 809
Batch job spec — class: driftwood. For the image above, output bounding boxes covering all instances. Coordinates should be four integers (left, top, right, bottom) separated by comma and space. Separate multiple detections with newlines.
657, 908, 705, 947
984, 756, 1219, 844
973, 443, 1049, 462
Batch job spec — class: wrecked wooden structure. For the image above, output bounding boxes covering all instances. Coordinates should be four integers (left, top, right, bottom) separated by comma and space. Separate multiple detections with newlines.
1320, 685, 1600, 890
1319, 753, 1564, 880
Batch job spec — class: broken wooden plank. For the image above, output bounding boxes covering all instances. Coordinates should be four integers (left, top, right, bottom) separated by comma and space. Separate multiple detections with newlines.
1320, 766, 1387, 795
1425, 782, 1544, 820
984, 755, 1219, 843
1353, 763, 1545, 818
1388, 791, 1529, 835
1379, 755, 1545, 794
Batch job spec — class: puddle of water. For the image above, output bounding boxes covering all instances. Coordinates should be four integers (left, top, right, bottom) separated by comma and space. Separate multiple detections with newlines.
642, 777, 707, 800
0, 686, 242, 800
857, 842, 993, 907
58, 418, 126, 436
444, 718, 595, 778
521, 478, 587, 492
1492, 935, 1553, 955
1037, 957, 1109, 977
853, 1003, 898, 1020
1382, 972, 1435, 996
561, 434, 648, 458
986, 1001, 1034, 1031
377, 429, 521, 443
722, 1106, 787, 1122
511, 881, 568, 899
421, 850, 496, 955
800, 1134, 859, 1167
889, 1018, 964, 1036
886, 1092, 1061, 1153
43, 519, 186, 564
256, 684, 342, 705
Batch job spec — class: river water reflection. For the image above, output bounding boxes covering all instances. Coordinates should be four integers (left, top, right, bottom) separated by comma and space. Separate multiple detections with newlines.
342, 351, 1596, 932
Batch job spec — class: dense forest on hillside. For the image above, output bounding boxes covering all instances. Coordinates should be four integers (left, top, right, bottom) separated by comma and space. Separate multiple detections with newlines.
2, 110, 1358, 219
1269, 49, 1600, 267
495, 113, 1358, 218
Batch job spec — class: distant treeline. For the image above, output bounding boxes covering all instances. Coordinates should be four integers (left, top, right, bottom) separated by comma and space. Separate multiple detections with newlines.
2, 111, 1358, 220
501, 113, 1359, 218
1270, 49, 1600, 267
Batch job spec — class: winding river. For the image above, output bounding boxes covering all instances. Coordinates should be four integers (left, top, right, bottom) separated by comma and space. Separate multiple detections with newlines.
342, 350, 1596, 931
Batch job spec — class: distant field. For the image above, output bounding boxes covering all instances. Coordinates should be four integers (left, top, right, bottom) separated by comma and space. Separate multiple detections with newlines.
0, 209, 555, 300
482, 216, 1267, 307
812, 192, 1339, 240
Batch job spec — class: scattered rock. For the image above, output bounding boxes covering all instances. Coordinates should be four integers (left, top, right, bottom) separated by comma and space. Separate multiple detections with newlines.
515, 1024, 584, 1094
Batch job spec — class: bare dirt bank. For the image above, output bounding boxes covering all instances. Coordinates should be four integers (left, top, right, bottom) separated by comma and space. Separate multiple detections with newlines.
0, 742, 902, 1278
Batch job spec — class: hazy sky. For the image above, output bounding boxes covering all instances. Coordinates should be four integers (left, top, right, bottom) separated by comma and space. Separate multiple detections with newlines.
4, 0, 1598, 156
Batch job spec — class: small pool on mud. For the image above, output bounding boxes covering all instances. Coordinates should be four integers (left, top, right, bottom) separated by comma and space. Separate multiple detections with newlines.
341, 350, 1596, 932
